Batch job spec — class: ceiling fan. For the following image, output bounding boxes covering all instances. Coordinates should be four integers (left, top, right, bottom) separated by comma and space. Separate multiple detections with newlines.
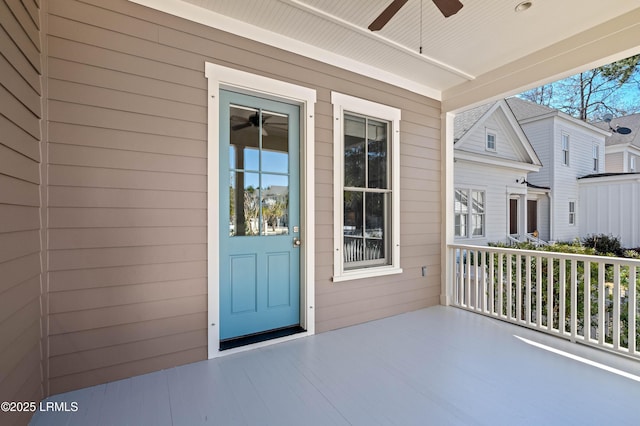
231, 112, 289, 137
368, 0, 463, 31
231, 112, 263, 131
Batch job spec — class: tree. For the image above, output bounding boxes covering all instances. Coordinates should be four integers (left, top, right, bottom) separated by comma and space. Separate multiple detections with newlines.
519, 54, 640, 121
519, 83, 553, 106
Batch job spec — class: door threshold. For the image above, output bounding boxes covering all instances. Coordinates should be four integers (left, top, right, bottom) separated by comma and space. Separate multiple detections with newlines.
220, 325, 305, 351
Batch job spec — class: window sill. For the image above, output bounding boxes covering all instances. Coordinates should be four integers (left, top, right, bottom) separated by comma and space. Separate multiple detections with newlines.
332, 266, 403, 283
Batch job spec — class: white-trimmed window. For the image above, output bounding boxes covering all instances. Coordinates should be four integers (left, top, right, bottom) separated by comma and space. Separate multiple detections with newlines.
592, 144, 599, 172
455, 188, 485, 238
630, 155, 636, 172
486, 130, 497, 152
561, 133, 570, 166
569, 201, 576, 225
331, 92, 401, 282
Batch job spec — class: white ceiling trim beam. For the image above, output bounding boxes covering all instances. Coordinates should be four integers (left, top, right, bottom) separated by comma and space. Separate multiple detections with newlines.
280, 0, 475, 81
128, 0, 443, 99
442, 7, 640, 113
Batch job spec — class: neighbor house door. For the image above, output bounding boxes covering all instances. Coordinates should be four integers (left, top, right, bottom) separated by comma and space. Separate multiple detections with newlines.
509, 198, 518, 236
218, 90, 301, 341
527, 200, 537, 234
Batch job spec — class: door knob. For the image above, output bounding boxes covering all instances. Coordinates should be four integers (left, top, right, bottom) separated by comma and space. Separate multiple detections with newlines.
293, 238, 301, 247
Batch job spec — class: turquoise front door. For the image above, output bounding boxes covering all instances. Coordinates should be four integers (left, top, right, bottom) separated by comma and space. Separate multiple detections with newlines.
219, 90, 301, 341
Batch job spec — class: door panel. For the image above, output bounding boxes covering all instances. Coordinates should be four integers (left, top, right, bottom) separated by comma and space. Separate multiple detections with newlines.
219, 90, 301, 340
267, 252, 291, 307
230, 254, 257, 314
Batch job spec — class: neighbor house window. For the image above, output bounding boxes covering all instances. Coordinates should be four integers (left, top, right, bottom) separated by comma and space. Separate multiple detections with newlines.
486, 130, 497, 152
569, 201, 576, 225
455, 188, 485, 238
454, 189, 468, 237
631, 156, 636, 172
562, 133, 570, 166
331, 92, 401, 281
592, 144, 599, 172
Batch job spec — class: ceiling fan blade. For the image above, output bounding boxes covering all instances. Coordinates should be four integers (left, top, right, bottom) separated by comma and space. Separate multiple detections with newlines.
232, 122, 252, 131
432, 0, 463, 18
368, 0, 408, 31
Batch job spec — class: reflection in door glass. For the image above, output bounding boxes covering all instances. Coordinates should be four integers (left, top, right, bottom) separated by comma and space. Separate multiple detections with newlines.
262, 111, 289, 174
229, 171, 260, 236
229, 106, 260, 171
228, 105, 290, 237
261, 174, 289, 236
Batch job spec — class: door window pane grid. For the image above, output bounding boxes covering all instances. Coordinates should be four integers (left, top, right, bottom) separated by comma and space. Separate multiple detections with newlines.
229, 105, 290, 236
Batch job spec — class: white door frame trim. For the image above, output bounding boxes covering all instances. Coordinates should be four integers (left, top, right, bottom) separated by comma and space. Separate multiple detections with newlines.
205, 62, 317, 358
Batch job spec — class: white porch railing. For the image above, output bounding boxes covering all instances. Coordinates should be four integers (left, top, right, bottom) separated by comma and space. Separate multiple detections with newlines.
449, 244, 640, 360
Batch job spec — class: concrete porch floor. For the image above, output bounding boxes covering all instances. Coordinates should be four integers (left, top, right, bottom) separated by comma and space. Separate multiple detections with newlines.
30, 306, 640, 425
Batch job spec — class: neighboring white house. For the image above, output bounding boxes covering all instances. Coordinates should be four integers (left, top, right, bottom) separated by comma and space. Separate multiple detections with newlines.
455, 98, 640, 248
575, 114, 640, 248
505, 98, 610, 242
453, 100, 542, 245
578, 173, 640, 248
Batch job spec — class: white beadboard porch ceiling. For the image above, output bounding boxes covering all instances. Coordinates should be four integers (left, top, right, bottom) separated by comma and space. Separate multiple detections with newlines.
136, 0, 640, 103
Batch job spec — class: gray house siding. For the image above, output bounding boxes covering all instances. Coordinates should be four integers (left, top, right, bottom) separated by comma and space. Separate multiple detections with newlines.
0, 0, 43, 424
43, 0, 442, 394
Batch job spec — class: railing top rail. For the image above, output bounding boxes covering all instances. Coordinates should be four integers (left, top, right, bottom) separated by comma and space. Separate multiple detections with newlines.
449, 243, 640, 266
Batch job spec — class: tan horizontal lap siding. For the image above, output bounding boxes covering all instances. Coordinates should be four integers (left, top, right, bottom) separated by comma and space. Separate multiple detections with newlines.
0, 0, 43, 423
45, 0, 442, 394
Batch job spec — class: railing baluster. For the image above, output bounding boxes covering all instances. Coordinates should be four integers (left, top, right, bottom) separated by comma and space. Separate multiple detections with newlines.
458, 249, 467, 306
560, 258, 566, 334
598, 263, 605, 346
516, 254, 522, 322
474, 250, 480, 311
570, 259, 577, 341
480, 249, 487, 313
464, 250, 473, 309
526, 255, 532, 325
629, 265, 637, 355
507, 253, 512, 319
548, 256, 554, 331
584, 261, 591, 341
613, 264, 621, 350
498, 253, 504, 318
488, 252, 495, 315
536, 255, 542, 328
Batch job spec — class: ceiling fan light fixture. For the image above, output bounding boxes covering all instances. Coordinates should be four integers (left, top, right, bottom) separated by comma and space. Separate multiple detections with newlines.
515, 1, 532, 12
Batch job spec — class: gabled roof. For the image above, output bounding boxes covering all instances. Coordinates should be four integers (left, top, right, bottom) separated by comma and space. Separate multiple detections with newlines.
505, 97, 610, 136
592, 113, 640, 148
454, 103, 494, 142
504, 97, 556, 121
454, 99, 541, 168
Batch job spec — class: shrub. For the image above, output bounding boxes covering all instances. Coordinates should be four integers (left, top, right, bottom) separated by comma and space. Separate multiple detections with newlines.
582, 234, 623, 257
623, 250, 640, 259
